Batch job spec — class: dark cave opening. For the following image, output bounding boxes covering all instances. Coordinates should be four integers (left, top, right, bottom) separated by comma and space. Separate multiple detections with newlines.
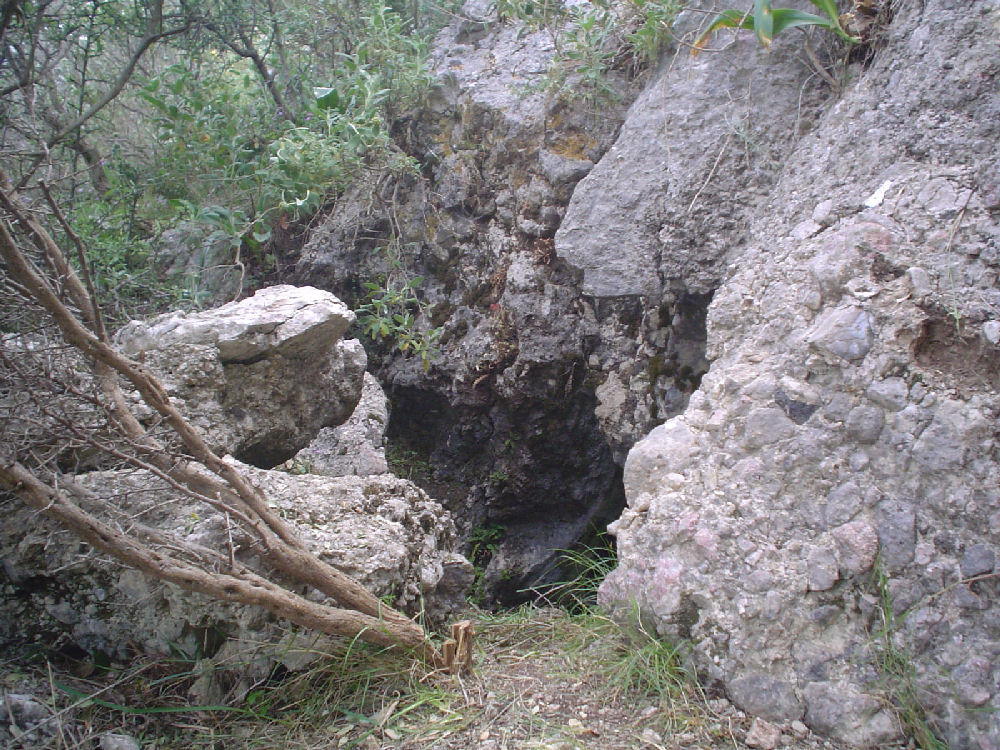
384, 381, 626, 608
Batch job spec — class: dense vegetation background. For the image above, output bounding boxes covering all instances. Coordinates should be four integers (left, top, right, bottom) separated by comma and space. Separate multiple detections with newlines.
0, 0, 443, 322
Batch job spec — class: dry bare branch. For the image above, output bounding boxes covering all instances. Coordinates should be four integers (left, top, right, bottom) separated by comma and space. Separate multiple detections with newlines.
0, 181, 446, 667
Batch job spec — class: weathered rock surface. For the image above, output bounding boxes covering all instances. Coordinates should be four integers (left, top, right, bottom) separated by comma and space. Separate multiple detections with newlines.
1, 284, 471, 666
0, 459, 471, 660
599, 1, 1000, 747
116, 285, 366, 467
292, 2, 644, 599
556, 13, 817, 299
287, 372, 392, 477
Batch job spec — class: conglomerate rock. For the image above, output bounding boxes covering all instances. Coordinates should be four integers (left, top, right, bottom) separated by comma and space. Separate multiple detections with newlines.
597, 1, 1000, 746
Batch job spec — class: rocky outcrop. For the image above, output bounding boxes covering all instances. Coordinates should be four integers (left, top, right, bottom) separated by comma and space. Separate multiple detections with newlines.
1, 285, 472, 661
116, 285, 366, 467
556, 12, 817, 301
598, 1, 1000, 747
293, 2, 644, 599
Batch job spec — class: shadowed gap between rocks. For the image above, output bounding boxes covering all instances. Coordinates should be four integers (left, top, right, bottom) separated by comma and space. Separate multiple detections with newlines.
384, 383, 626, 607
379, 287, 715, 608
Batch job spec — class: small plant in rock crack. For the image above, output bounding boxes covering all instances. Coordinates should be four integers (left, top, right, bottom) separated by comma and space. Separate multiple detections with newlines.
467, 523, 506, 604
487, 469, 510, 485
385, 445, 434, 479
528, 532, 618, 612
545, 3, 620, 104
869, 555, 949, 749
357, 239, 442, 370
692, 0, 860, 55
494, 0, 564, 26
542, 0, 680, 104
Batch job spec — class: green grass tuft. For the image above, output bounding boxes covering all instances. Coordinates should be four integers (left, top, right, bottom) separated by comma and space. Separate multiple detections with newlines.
870, 555, 950, 750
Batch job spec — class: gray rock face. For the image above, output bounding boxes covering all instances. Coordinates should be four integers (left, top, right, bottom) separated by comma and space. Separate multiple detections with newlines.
116, 285, 366, 466
288, 372, 391, 477
155, 222, 243, 305
556, 1, 825, 300
598, 1, 1000, 747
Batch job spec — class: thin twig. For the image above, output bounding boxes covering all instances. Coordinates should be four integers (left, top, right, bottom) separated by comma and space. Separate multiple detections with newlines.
802, 37, 839, 91
225, 508, 236, 571
38, 180, 107, 342
686, 131, 733, 215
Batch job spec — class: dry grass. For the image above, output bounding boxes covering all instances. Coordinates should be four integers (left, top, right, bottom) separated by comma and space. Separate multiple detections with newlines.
2, 606, 854, 750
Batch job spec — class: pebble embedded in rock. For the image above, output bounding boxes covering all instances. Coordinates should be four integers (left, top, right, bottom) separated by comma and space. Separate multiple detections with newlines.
866, 378, 909, 412
983, 320, 1000, 346
806, 306, 873, 362
744, 407, 796, 449
906, 266, 932, 299
960, 543, 996, 578
876, 500, 917, 571
845, 405, 884, 444
832, 521, 879, 577
728, 674, 802, 723
823, 482, 863, 528
951, 658, 994, 707
812, 200, 835, 226
0, 694, 50, 727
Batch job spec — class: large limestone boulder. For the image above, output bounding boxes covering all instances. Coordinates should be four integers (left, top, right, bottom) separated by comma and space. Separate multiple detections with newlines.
287, 372, 392, 477
1, 462, 472, 659
1, 284, 472, 663
598, 1, 1000, 748
116, 285, 367, 466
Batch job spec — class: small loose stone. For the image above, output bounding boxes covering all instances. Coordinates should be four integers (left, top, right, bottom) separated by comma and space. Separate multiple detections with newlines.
745, 718, 782, 750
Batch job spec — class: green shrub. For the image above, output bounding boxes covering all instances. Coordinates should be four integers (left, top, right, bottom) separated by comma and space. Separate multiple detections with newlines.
357, 239, 442, 370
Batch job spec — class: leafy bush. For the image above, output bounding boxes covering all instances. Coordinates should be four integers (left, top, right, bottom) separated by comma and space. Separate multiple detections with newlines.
45, 0, 436, 300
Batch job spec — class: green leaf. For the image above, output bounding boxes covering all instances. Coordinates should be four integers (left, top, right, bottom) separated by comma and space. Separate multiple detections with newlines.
771, 8, 832, 35
807, 0, 841, 22
692, 9, 754, 55
313, 87, 343, 112
692, 2, 856, 55
808, 0, 860, 42
753, 0, 774, 49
